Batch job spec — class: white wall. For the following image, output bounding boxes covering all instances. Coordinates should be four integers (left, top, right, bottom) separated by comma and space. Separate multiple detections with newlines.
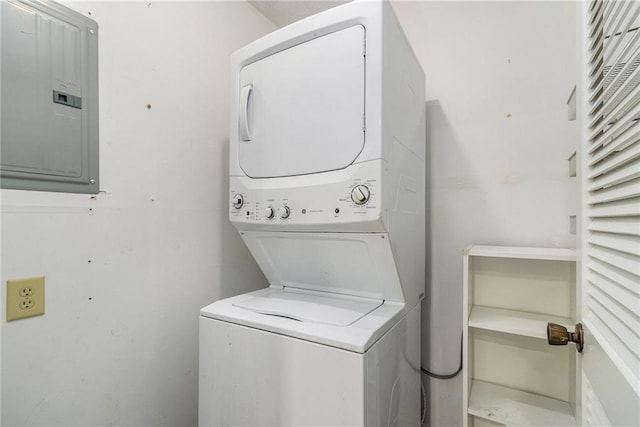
391, 1, 577, 426
1, 2, 274, 425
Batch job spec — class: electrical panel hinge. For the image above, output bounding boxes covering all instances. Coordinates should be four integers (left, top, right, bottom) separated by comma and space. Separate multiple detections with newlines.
363, 38, 366, 57
363, 114, 366, 132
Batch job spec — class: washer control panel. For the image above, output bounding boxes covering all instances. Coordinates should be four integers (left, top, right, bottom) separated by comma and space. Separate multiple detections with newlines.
230, 177, 380, 226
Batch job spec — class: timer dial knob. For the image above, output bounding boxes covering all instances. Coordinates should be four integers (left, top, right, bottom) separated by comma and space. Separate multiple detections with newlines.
231, 193, 244, 209
351, 185, 370, 205
278, 205, 291, 219
264, 206, 275, 219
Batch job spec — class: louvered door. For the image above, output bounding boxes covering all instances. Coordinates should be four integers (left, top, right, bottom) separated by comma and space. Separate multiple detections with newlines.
579, 0, 640, 425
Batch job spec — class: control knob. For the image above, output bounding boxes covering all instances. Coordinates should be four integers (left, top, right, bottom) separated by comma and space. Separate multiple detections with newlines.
351, 185, 370, 205
278, 205, 290, 219
264, 206, 275, 219
231, 193, 244, 209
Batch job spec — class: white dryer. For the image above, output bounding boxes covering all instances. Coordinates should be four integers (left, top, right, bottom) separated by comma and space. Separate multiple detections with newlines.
199, 1, 425, 425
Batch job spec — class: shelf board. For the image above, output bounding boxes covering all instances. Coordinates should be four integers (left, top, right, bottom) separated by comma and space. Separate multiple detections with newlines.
465, 245, 576, 261
468, 306, 574, 339
468, 380, 576, 426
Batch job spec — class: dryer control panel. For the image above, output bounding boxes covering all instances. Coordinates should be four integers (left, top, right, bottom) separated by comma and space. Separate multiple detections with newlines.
229, 162, 384, 230
230, 179, 379, 225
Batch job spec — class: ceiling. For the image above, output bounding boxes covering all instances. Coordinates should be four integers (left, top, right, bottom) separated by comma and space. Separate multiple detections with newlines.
248, 1, 349, 28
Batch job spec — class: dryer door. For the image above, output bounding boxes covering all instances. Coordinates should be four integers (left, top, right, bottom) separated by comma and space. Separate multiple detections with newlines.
238, 25, 365, 178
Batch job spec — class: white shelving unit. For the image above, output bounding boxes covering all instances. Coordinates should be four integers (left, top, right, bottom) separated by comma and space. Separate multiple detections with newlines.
462, 245, 577, 427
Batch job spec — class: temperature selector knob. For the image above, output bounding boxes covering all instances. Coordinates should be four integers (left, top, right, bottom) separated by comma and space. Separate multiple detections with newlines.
231, 193, 244, 209
264, 206, 275, 219
278, 205, 291, 219
351, 185, 370, 205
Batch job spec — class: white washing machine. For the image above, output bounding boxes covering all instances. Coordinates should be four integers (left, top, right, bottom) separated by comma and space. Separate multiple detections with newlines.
199, 1, 425, 425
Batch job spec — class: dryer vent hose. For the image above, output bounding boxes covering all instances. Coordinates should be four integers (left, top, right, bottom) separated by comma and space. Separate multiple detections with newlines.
420, 333, 463, 380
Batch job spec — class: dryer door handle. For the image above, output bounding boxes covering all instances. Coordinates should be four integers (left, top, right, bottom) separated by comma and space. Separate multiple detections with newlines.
239, 84, 253, 141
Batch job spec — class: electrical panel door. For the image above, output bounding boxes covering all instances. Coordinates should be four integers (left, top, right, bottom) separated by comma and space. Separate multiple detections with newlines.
1, 0, 98, 193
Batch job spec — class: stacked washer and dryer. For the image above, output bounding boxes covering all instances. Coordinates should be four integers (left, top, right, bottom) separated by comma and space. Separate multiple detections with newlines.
199, 1, 425, 425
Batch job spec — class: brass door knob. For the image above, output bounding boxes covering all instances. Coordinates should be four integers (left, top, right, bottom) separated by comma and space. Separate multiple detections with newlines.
547, 322, 584, 353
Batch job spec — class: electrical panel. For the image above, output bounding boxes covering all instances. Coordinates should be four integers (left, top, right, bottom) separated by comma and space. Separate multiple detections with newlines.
1, 0, 99, 194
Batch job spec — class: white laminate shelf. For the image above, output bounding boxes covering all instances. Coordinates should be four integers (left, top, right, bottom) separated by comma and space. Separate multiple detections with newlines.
465, 245, 576, 261
468, 306, 574, 339
468, 380, 576, 426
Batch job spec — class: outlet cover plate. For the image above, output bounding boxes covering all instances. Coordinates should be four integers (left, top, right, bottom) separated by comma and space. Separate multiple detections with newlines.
6, 276, 45, 321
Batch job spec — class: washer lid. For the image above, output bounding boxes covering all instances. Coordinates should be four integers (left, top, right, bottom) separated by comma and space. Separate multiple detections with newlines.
201, 287, 405, 353
233, 287, 383, 327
